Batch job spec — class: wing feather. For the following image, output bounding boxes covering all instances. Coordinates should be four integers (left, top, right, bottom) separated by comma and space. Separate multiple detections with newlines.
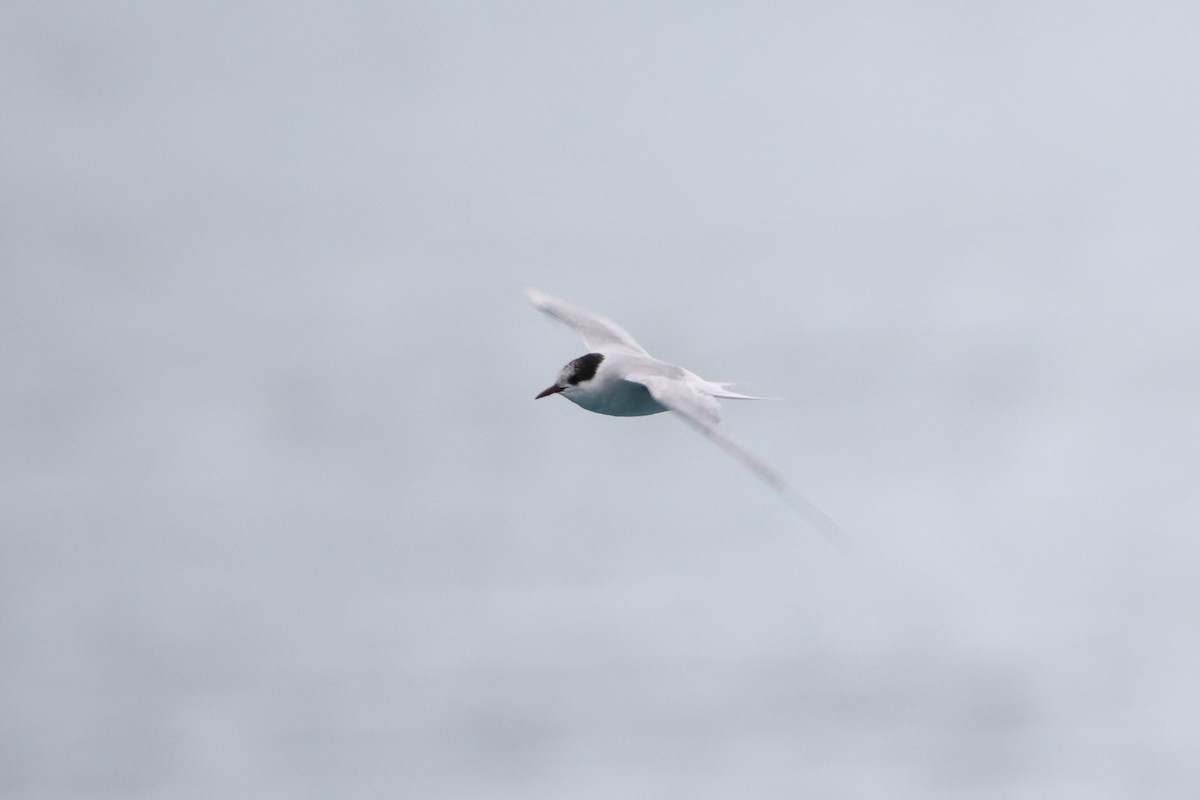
525, 288, 649, 355
630, 373, 852, 552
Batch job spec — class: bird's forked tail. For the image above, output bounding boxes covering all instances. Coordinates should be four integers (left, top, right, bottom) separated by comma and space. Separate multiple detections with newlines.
705, 382, 776, 401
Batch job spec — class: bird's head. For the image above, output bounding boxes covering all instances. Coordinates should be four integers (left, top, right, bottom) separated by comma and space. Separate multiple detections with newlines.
535, 352, 604, 399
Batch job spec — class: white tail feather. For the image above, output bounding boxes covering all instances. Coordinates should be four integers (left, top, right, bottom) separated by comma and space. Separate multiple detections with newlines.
706, 382, 775, 401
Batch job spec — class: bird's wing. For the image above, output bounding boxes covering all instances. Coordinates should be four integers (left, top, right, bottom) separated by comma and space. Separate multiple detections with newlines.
525, 288, 650, 355
628, 372, 852, 552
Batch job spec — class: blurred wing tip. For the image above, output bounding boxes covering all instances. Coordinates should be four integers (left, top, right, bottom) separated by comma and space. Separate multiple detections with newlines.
822, 524, 856, 555
786, 496, 854, 554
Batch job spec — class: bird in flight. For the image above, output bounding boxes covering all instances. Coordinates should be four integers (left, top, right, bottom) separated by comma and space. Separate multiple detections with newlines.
526, 288, 850, 551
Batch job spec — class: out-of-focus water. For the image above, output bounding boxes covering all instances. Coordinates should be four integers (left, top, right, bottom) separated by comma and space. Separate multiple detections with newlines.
3, 2, 1199, 797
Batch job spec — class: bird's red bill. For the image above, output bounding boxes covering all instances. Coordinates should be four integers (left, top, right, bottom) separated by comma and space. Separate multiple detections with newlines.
535, 385, 565, 399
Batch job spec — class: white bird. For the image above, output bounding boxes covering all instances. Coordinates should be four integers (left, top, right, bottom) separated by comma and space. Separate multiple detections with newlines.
526, 288, 850, 551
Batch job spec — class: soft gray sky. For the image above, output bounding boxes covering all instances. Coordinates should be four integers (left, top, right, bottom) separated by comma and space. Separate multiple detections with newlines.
3, 2, 1199, 798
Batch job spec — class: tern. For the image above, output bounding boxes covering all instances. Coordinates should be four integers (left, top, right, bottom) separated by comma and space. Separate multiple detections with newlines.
526, 288, 850, 550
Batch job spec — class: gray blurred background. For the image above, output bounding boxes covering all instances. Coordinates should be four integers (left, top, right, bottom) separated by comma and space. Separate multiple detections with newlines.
3, 2, 1199, 798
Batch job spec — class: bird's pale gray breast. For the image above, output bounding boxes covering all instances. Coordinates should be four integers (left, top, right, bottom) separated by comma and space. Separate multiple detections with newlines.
566, 378, 667, 417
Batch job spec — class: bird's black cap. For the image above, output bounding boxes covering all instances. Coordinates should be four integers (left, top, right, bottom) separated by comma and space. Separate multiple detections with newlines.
565, 353, 604, 385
